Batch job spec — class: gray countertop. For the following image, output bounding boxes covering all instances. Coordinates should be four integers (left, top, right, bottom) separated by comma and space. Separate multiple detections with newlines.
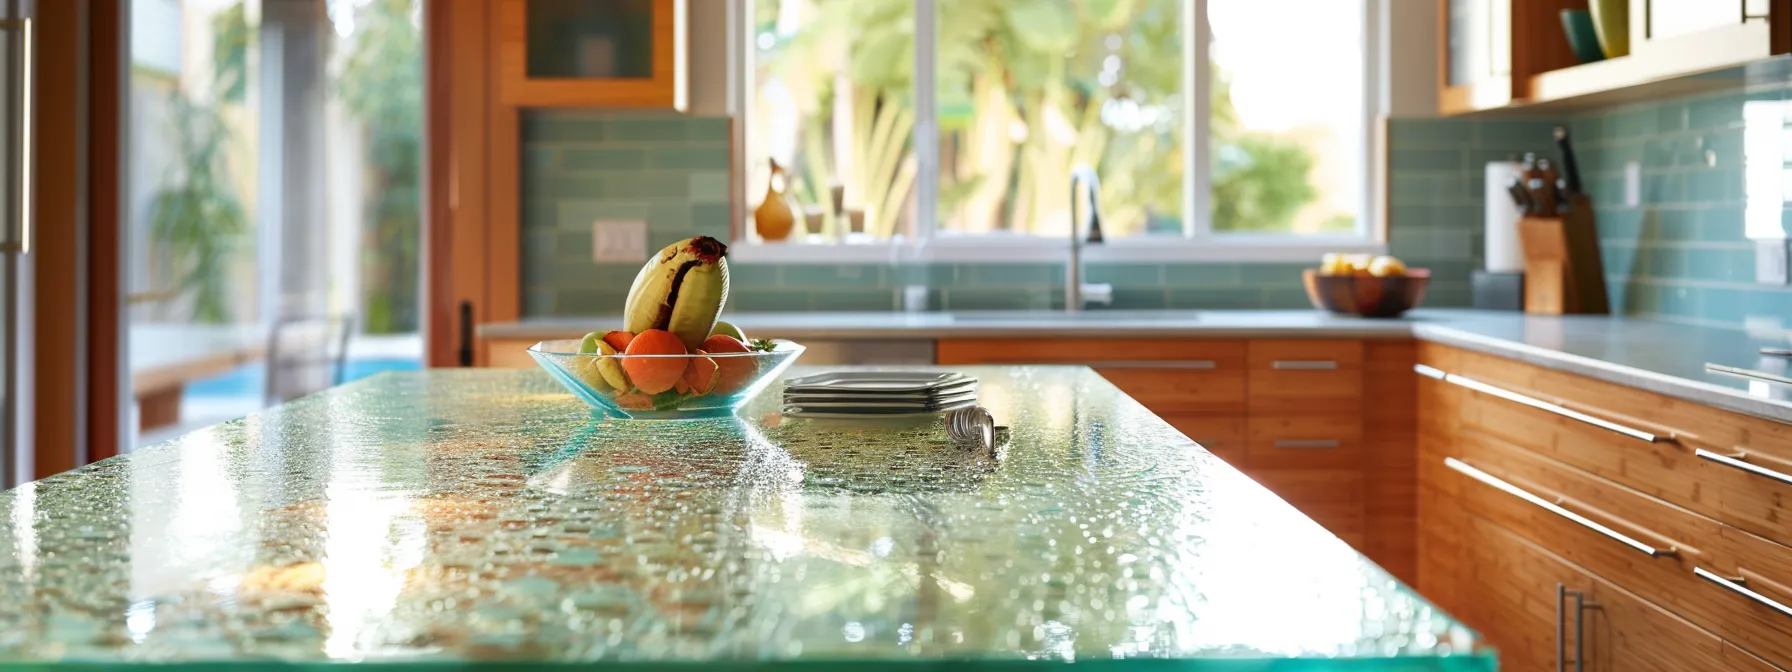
481, 309, 1792, 422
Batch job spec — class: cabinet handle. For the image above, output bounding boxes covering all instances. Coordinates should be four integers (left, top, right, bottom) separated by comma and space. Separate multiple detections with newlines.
1273, 439, 1342, 449
1556, 583, 1598, 672
1090, 360, 1217, 370
1271, 360, 1338, 370
1694, 449, 1792, 487
1705, 363, 1792, 387
1693, 567, 1792, 619
1417, 365, 1665, 444
1445, 457, 1678, 558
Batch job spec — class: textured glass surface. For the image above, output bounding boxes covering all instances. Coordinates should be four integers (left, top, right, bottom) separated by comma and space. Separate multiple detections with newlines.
0, 368, 1492, 670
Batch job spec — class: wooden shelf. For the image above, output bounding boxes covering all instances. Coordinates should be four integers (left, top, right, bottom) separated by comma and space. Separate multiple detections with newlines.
1472, 22, 1776, 116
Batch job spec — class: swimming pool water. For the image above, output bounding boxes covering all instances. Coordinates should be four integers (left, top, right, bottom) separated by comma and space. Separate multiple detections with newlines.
184, 358, 422, 398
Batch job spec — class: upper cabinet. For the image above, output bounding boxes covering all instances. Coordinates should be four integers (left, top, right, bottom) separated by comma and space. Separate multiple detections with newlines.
1440, 0, 1791, 115
496, 0, 688, 110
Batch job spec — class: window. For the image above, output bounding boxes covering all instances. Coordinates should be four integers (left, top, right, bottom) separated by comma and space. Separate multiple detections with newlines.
742, 0, 1377, 258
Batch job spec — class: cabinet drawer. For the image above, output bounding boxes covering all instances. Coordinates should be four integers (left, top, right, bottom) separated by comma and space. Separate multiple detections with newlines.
1443, 429, 1716, 615
1245, 468, 1363, 545
1246, 340, 1363, 413
1156, 414, 1245, 465
1703, 525, 1792, 669
1451, 348, 1792, 549
1245, 413, 1363, 470
1460, 513, 1739, 672
1097, 366, 1246, 414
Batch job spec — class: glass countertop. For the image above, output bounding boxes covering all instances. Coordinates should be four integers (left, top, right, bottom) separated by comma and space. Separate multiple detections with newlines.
0, 367, 1492, 670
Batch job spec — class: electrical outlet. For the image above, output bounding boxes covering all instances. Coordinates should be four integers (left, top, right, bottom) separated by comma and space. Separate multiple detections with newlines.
1757, 239, 1791, 285
1624, 160, 1641, 207
592, 220, 646, 262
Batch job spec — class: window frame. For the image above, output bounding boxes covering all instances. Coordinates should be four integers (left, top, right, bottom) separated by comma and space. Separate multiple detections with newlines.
731, 0, 1384, 265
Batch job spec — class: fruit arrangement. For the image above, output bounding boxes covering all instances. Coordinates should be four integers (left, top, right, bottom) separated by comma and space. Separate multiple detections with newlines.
1318, 253, 1408, 278
556, 236, 797, 413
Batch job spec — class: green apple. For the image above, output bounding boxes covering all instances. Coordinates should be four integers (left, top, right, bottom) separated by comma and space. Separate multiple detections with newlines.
710, 320, 747, 343
578, 331, 603, 354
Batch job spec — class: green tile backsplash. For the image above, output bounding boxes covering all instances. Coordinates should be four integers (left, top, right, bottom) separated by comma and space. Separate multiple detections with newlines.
520, 103, 1787, 326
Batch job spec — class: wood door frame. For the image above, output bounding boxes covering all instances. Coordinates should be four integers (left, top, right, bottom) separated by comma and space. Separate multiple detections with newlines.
427, 0, 499, 367
30, 0, 124, 477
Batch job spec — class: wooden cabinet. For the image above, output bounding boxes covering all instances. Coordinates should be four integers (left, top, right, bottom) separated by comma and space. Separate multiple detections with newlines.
495, 0, 687, 109
1418, 343, 1792, 671
1436, 0, 1581, 114
1438, 0, 1791, 114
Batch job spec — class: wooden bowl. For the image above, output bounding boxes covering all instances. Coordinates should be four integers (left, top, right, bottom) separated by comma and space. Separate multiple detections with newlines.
1302, 268, 1430, 318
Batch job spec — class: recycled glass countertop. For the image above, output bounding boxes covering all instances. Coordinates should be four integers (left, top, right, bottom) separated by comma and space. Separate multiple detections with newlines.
0, 367, 1493, 670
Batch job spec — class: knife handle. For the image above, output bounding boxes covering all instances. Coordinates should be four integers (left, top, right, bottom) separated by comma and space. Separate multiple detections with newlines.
1554, 126, 1583, 195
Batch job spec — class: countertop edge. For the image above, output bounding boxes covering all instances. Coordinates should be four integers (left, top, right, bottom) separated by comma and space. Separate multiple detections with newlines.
478, 314, 1792, 423
1411, 324, 1792, 423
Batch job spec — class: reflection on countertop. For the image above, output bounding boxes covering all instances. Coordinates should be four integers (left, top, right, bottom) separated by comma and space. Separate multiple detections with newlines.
0, 368, 1489, 667
481, 309, 1792, 422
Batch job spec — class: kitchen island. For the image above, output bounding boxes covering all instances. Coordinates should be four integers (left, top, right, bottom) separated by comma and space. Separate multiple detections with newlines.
0, 367, 1489, 669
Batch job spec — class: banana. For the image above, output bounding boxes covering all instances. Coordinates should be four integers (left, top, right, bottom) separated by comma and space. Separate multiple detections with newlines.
623, 236, 730, 350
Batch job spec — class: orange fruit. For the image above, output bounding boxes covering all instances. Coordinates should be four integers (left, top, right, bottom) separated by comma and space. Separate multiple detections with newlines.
622, 329, 687, 394
684, 350, 719, 396
603, 330, 635, 351
702, 334, 754, 395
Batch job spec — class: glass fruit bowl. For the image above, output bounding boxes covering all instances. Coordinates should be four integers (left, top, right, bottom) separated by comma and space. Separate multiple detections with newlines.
528, 339, 805, 420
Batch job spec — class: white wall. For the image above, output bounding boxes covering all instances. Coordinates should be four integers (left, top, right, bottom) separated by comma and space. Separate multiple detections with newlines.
1381, 0, 1440, 118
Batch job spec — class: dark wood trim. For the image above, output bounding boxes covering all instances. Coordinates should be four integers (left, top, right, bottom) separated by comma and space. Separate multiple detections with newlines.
425, 0, 453, 368
86, 0, 122, 461
1773, 0, 1791, 55
33, 0, 85, 476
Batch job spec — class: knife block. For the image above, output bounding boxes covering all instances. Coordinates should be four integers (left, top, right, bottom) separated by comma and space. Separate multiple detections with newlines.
1518, 195, 1608, 315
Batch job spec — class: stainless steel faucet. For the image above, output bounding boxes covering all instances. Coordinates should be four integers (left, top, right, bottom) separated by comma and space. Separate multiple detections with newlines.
1067, 164, 1111, 312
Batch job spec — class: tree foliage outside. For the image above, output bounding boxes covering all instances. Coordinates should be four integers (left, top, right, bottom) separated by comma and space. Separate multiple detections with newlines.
753, 0, 1324, 238
146, 4, 252, 325
337, 0, 422, 334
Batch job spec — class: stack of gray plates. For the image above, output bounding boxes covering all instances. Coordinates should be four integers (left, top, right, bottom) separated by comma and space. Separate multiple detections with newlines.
782, 371, 978, 418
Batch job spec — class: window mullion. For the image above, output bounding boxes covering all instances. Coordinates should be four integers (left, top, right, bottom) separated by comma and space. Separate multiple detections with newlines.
1187, 0, 1212, 240
912, 0, 939, 243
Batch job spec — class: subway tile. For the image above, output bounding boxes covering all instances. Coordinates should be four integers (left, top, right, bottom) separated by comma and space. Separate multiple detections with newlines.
1390, 228, 1474, 260
1388, 173, 1474, 207
526, 175, 604, 202
1687, 92, 1745, 131
1166, 288, 1266, 309
727, 290, 813, 312
603, 117, 694, 143
1387, 118, 1474, 150
1600, 243, 1639, 279
942, 288, 1057, 311
1163, 263, 1239, 287
562, 148, 648, 172
552, 290, 627, 316
649, 146, 730, 170
1261, 286, 1314, 309
1684, 167, 1740, 203
647, 202, 695, 230
1641, 172, 1685, 204
1697, 206, 1746, 242
1473, 120, 1564, 149
727, 264, 779, 290
1239, 263, 1311, 286
688, 170, 731, 203
523, 147, 558, 174
963, 264, 1064, 287
1390, 149, 1464, 172
648, 228, 707, 252
1389, 204, 1481, 229
1611, 107, 1664, 139
782, 264, 888, 288
691, 203, 733, 236
524, 289, 555, 316
1108, 288, 1168, 309
603, 173, 691, 199
557, 201, 654, 233
522, 113, 604, 143
1700, 286, 1749, 325
1085, 263, 1165, 287
810, 290, 895, 311
685, 116, 731, 142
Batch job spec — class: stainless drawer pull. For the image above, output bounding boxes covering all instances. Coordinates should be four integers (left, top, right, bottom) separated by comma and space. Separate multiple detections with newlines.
1090, 360, 1217, 370
1705, 363, 1792, 387
1421, 368, 1664, 444
1274, 439, 1342, 449
1694, 449, 1792, 487
1271, 360, 1338, 370
1445, 457, 1678, 558
1694, 567, 1792, 619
